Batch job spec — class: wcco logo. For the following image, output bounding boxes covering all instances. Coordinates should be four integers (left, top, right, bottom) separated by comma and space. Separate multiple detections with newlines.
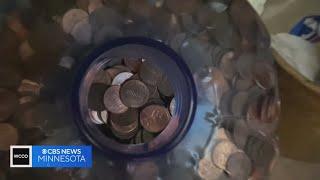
10, 146, 32, 168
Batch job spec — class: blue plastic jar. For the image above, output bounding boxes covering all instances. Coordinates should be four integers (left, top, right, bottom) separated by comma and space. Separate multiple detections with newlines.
71, 37, 197, 157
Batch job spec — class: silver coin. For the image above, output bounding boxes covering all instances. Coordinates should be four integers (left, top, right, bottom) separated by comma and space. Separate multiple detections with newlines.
112, 72, 133, 85
89, 110, 104, 124
71, 17, 92, 45
211, 140, 239, 170
169, 97, 176, 115
226, 151, 252, 180
62, 9, 88, 34
103, 86, 128, 114
59, 56, 75, 69
120, 80, 150, 108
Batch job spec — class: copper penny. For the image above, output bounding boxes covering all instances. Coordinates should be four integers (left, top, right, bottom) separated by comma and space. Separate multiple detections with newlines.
105, 67, 126, 80
88, 83, 108, 111
147, 84, 160, 99
158, 75, 174, 97
93, 70, 112, 85
139, 61, 162, 86
226, 151, 252, 180
0, 89, 18, 122
110, 108, 139, 127
0, 123, 18, 151
211, 140, 239, 170
124, 58, 142, 73
140, 105, 171, 133
103, 86, 128, 114
111, 72, 133, 85
120, 80, 150, 108
244, 134, 277, 168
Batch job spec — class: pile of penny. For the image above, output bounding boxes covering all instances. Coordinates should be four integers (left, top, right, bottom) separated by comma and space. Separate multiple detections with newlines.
88, 58, 175, 143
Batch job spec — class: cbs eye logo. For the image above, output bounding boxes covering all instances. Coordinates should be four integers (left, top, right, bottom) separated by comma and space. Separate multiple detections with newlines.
10, 146, 32, 168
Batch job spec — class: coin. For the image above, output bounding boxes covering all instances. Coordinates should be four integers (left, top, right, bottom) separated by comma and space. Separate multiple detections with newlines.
244, 134, 277, 168
231, 91, 249, 117
226, 151, 252, 180
103, 86, 128, 114
62, 9, 88, 34
0, 123, 18, 151
94, 70, 112, 85
147, 84, 160, 99
89, 7, 122, 33
70, 17, 92, 45
166, 0, 200, 14
211, 140, 238, 170
111, 124, 138, 140
88, 83, 108, 111
105, 67, 126, 80
198, 158, 227, 180
215, 128, 232, 141
111, 72, 133, 85
88, 0, 104, 14
19, 40, 35, 61
89, 110, 106, 124
139, 61, 162, 86
120, 80, 149, 108
59, 56, 75, 69
17, 79, 42, 96
140, 105, 171, 133
158, 75, 174, 97
0, 89, 18, 122
253, 61, 275, 90
219, 51, 236, 80
123, 58, 142, 73
169, 97, 176, 115
233, 120, 250, 149
110, 108, 138, 127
